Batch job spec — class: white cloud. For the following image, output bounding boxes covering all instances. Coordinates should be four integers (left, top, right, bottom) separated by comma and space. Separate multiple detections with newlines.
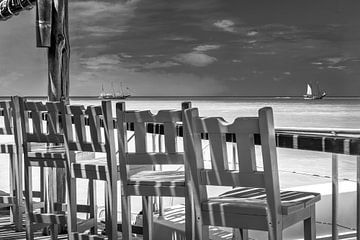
143, 61, 179, 69
193, 44, 220, 52
83, 26, 127, 36
174, 52, 217, 67
80, 55, 121, 70
214, 19, 235, 33
247, 31, 258, 36
70, 0, 139, 18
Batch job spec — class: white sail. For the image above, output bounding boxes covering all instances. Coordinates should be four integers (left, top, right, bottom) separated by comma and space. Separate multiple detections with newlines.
306, 84, 312, 95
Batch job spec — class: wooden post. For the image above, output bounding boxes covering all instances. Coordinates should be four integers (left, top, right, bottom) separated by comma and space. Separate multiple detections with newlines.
48, 0, 69, 103
47, 0, 69, 230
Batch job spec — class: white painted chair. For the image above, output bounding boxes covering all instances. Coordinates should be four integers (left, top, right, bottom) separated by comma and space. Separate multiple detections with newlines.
17, 96, 67, 240
116, 102, 193, 240
184, 107, 321, 240
63, 101, 118, 240
0, 99, 23, 231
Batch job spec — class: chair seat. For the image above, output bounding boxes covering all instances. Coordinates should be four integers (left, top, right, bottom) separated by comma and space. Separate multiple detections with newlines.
72, 157, 118, 180
27, 144, 66, 159
202, 187, 321, 216
129, 170, 185, 186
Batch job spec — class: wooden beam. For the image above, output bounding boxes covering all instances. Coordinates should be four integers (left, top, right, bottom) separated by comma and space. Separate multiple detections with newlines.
48, 0, 69, 102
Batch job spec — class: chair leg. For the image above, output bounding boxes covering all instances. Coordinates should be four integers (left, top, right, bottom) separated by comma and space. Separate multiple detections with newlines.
24, 164, 34, 240
185, 192, 193, 240
88, 179, 97, 235
104, 180, 117, 239
10, 152, 23, 231
304, 205, 316, 240
142, 196, 153, 240
66, 173, 77, 240
233, 229, 248, 240
193, 210, 209, 240
121, 195, 132, 240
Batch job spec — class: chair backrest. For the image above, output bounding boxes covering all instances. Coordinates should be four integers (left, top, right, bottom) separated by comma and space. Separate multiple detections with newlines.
184, 107, 281, 216
116, 102, 190, 182
18, 97, 64, 145
63, 101, 116, 155
0, 101, 13, 135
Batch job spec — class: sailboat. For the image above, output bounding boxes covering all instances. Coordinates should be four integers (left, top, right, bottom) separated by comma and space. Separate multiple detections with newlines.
99, 81, 131, 99
303, 82, 326, 100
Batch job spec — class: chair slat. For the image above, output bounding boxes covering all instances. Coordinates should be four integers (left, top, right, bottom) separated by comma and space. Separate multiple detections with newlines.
164, 122, 177, 153
134, 122, 147, 153
70, 106, 87, 144
200, 169, 265, 188
86, 106, 102, 146
126, 152, 184, 165
236, 132, 256, 172
27, 133, 63, 143
208, 133, 228, 172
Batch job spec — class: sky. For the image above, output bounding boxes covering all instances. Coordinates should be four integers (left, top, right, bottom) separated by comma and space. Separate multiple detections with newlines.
1, 0, 360, 96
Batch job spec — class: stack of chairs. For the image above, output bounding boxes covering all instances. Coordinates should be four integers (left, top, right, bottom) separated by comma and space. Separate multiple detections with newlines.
0, 99, 23, 231
5, 95, 322, 240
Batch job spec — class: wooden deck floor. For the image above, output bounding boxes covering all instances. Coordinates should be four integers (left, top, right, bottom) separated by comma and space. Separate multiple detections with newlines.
0, 216, 68, 239
0, 215, 144, 239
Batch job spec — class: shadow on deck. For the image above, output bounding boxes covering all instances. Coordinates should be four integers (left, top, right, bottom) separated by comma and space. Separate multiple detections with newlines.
0, 215, 67, 240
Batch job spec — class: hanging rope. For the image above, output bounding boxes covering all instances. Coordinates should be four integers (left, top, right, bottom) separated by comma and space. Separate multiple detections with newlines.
0, 0, 35, 20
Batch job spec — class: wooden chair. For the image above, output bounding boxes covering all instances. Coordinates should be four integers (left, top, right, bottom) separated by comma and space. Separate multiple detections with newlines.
0, 99, 23, 231
184, 107, 321, 240
116, 102, 193, 240
16, 96, 68, 240
63, 101, 118, 240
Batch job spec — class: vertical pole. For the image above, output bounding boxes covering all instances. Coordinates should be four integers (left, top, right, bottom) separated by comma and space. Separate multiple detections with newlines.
48, 0, 70, 103
47, 0, 69, 233
332, 153, 338, 240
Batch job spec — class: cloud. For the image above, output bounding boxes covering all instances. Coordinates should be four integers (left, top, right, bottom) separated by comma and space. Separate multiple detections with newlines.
83, 26, 127, 36
247, 31, 258, 36
80, 54, 121, 70
174, 52, 217, 67
193, 44, 220, 52
142, 61, 179, 69
213, 19, 236, 33
70, 0, 139, 18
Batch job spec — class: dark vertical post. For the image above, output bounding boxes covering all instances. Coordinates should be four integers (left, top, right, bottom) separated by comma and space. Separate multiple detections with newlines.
47, 0, 69, 229
48, 0, 69, 103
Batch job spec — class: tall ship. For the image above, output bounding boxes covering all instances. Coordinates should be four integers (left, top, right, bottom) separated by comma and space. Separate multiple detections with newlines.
303, 82, 326, 100
99, 82, 131, 100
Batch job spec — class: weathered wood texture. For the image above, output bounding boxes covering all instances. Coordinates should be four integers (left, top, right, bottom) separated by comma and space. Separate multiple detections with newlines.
48, 0, 69, 102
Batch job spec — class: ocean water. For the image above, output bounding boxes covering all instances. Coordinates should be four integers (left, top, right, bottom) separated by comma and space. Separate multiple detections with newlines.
72, 96, 360, 129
